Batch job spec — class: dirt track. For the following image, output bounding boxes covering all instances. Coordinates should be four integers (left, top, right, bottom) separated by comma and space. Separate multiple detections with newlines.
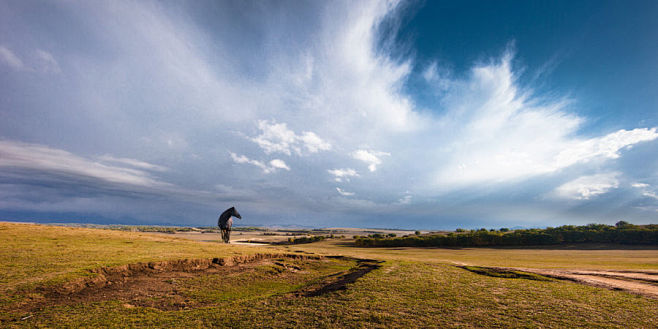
467, 264, 658, 299
518, 268, 658, 299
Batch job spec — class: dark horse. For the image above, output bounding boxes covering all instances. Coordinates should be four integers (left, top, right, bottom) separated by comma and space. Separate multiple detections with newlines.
217, 206, 242, 243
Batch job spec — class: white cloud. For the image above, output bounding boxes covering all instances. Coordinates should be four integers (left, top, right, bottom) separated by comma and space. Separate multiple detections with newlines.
328, 168, 359, 182
251, 120, 331, 156
98, 155, 167, 172
229, 152, 289, 174
2, 1, 657, 226
631, 182, 658, 200
352, 149, 390, 172
0, 46, 24, 70
553, 172, 620, 200
336, 187, 355, 196
431, 53, 658, 187
643, 191, 658, 200
299, 131, 331, 153
555, 128, 658, 166
0, 140, 168, 187
269, 159, 290, 171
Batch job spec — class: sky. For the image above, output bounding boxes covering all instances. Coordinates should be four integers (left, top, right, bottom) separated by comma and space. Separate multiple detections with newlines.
0, 0, 657, 229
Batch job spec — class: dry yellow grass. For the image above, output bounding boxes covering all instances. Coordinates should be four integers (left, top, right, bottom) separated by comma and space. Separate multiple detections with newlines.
2, 222, 658, 328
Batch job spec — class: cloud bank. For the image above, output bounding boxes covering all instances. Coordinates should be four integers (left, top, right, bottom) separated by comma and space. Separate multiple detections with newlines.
0, 0, 656, 228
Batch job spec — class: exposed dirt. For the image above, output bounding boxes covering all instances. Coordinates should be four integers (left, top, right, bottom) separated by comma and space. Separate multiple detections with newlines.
4, 253, 384, 323
517, 268, 658, 299
292, 257, 384, 297
8, 253, 322, 315
457, 263, 658, 299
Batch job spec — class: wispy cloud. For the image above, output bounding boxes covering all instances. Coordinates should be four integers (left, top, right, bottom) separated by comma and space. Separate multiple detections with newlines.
0, 140, 168, 187
336, 187, 355, 197
0, 46, 60, 73
631, 182, 658, 200
397, 194, 412, 205
429, 53, 658, 187
34, 49, 61, 73
0, 46, 24, 70
98, 155, 168, 172
553, 173, 620, 200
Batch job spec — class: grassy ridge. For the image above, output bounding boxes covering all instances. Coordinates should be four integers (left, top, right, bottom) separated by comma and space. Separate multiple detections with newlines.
0, 222, 271, 291
355, 223, 658, 247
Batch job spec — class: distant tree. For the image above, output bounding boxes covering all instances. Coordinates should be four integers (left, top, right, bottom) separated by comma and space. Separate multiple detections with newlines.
616, 220, 630, 227
455, 228, 466, 232
479, 228, 487, 232
388, 233, 397, 237
499, 228, 509, 232
415, 230, 421, 235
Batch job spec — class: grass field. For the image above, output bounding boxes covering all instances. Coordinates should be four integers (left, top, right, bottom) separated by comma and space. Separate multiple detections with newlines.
1, 222, 657, 328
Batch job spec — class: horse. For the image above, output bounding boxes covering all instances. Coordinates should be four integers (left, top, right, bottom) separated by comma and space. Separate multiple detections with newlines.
217, 206, 242, 243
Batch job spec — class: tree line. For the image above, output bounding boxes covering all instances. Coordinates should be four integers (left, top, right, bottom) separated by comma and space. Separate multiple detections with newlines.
354, 222, 658, 247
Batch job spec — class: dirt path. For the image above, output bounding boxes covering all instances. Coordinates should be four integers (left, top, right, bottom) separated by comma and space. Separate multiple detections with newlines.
456, 262, 658, 299
518, 268, 658, 298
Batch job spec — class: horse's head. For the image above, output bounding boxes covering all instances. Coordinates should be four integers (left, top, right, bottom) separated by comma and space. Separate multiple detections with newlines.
231, 207, 242, 219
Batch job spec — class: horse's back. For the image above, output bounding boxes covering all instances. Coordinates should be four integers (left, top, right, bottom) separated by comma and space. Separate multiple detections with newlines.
218, 209, 232, 229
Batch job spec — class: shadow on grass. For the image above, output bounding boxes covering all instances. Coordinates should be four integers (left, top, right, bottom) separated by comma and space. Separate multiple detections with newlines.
459, 266, 552, 281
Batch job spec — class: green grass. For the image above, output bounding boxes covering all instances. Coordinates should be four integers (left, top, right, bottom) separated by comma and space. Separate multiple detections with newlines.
2, 222, 658, 328
291, 239, 658, 270
14, 261, 658, 328
0, 222, 274, 291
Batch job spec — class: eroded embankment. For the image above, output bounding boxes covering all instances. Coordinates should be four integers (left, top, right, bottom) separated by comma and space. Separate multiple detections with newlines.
5, 253, 383, 321
44, 253, 319, 296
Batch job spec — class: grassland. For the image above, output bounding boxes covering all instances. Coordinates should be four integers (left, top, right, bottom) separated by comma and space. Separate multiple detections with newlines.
2, 222, 658, 328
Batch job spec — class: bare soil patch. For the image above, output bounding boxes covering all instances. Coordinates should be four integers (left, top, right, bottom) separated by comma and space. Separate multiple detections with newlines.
10, 253, 322, 314
5, 253, 384, 324
459, 264, 658, 299
519, 268, 658, 299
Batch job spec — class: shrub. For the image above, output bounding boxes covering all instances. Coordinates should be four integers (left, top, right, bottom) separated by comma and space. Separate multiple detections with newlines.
354, 222, 657, 248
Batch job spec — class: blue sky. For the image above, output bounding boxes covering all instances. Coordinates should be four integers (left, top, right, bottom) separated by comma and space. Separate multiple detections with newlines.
0, 0, 657, 229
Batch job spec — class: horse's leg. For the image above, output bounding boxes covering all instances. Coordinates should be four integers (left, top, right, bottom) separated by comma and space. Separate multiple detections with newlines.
226, 229, 231, 243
